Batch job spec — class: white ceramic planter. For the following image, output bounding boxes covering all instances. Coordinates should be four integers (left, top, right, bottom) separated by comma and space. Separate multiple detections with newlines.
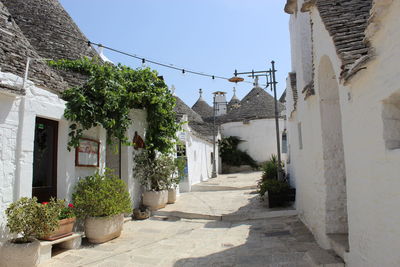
84, 214, 124, 244
143, 190, 168, 210
167, 188, 177, 204
0, 239, 40, 267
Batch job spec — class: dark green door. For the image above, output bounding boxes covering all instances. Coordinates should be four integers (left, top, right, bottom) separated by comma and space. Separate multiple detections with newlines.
32, 117, 58, 202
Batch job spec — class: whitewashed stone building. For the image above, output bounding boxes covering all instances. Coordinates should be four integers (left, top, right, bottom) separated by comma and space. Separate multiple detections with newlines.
174, 95, 220, 192
192, 87, 286, 165
0, 0, 148, 239
284, 0, 400, 265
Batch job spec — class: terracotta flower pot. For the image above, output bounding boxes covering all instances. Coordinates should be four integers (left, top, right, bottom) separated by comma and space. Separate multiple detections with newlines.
167, 188, 177, 204
0, 238, 40, 267
143, 190, 168, 211
40, 217, 76, 241
84, 214, 124, 244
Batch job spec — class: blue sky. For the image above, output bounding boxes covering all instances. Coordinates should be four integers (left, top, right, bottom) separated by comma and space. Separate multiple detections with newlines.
59, 0, 290, 107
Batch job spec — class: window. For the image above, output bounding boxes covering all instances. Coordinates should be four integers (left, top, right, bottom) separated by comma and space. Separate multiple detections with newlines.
282, 130, 288, 153
298, 122, 303, 150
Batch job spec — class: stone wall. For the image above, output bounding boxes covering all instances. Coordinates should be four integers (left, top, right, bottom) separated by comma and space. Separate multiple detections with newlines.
0, 70, 107, 240
221, 118, 285, 164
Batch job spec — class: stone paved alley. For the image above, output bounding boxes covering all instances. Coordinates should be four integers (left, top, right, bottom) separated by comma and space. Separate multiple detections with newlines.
41, 172, 324, 267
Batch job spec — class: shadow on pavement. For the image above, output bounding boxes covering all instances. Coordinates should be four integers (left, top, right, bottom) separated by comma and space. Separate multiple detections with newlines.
173, 195, 315, 267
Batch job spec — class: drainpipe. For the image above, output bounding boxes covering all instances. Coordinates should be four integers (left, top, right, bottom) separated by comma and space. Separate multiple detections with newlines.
14, 57, 31, 199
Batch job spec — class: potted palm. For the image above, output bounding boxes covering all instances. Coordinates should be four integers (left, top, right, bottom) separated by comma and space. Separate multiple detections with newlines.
257, 155, 295, 208
1, 197, 59, 267
134, 151, 176, 210
39, 199, 76, 241
72, 170, 132, 244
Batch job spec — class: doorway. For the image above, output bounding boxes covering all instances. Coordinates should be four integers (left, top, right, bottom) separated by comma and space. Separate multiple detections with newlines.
318, 56, 348, 235
32, 117, 58, 202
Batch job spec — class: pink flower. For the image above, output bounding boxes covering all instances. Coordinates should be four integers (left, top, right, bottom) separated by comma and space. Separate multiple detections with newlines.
68, 203, 75, 208
42, 202, 49, 205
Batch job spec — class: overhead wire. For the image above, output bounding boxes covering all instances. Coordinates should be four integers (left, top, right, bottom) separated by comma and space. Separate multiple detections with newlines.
10, 16, 263, 87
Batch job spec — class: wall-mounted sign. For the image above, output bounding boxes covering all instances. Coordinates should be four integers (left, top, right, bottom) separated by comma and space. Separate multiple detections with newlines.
75, 138, 100, 167
179, 132, 186, 141
133, 131, 145, 150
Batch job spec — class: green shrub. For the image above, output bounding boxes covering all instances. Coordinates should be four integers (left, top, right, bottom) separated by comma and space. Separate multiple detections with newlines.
261, 154, 284, 180
257, 179, 290, 197
218, 136, 257, 167
44, 199, 75, 220
5, 197, 59, 243
134, 151, 177, 191
72, 171, 132, 218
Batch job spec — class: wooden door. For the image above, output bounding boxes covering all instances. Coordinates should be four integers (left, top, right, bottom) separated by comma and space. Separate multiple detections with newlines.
32, 117, 58, 202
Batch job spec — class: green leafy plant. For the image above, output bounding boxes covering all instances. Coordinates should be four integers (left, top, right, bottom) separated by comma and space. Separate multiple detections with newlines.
43, 199, 75, 220
261, 155, 284, 180
72, 170, 132, 218
257, 179, 290, 197
47, 57, 180, 154
5, 197, 59, 243
218, 136, 257, 167
134, 151, 177, 191
175, 157, 186, 183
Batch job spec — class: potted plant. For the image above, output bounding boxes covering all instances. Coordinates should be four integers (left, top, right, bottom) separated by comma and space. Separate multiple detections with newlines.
72, 170, 132, 244
39, 199, 76, 241
167, 157, 185, 204
1, 197, 59, 267
257, 155, 295, 208
134, 151, 175, 210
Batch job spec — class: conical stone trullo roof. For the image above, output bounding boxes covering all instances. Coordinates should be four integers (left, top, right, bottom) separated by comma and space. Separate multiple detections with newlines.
192, 89, 213, 119
174, 96, 204, 124
0, 1, 67, 94
2, 0, 99, 89
222, 86, 285, 122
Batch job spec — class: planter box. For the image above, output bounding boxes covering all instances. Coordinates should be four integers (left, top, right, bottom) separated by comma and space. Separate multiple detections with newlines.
40, 217, 76, 241
268, 188, 296, 208
84, 214, 124, 244
0, 239, 40, 267
143, 190, 168, 211
167, 188, 177, 204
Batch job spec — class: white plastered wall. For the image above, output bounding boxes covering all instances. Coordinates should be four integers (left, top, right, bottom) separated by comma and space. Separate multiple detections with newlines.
0, 71, 107, 240
338, 1, 400, 265
179, 122, 216, 192
107, 109, 147, 209
220, 118, 285, 164
287, 4, 347, 248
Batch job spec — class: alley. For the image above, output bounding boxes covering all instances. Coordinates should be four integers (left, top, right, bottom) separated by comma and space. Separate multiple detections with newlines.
42, 172, 323, 267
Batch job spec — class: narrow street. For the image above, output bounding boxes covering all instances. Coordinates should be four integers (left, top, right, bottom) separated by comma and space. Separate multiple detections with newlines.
43, 172, 323, 267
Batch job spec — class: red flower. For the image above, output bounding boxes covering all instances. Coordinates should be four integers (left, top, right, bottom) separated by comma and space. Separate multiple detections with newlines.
68, 203, 75, 208
42, 202, 49, 205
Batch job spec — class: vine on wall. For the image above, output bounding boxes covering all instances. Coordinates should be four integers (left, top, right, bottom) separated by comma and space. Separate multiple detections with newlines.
48, 57, 180, 154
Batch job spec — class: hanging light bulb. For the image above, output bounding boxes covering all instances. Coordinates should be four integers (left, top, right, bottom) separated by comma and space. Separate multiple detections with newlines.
142, 58, 146, 68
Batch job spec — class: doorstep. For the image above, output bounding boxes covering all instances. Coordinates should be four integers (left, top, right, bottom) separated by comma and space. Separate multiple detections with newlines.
39, 232, 83, 264
327, 233, 349, 262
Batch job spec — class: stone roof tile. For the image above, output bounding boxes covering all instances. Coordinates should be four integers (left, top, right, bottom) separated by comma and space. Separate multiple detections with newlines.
305, 0, 373, 80
192, 99, 213, 118
2, 0, 99, 88
0, 1, 67, 93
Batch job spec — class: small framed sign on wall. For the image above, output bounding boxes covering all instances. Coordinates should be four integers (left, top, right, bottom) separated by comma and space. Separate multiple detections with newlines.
75, 138, 100, 167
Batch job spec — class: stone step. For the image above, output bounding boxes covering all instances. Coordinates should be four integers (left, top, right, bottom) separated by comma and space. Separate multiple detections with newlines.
304, 248, 345, 267
327, 234, 349, 261
152, 209, 297, 222
39, 232, 83, 263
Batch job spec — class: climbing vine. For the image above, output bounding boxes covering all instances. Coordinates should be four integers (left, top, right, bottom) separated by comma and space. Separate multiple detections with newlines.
48, 57, 180, 154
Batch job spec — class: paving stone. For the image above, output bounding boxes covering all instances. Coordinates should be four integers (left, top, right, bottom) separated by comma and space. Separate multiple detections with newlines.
42, 172, 330, 267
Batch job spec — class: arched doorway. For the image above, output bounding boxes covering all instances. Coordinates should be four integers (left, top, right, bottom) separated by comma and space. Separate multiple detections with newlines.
318, 56, 348, 235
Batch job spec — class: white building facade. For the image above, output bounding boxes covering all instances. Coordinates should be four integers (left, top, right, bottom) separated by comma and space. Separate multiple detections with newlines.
285, 0, 400, 265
